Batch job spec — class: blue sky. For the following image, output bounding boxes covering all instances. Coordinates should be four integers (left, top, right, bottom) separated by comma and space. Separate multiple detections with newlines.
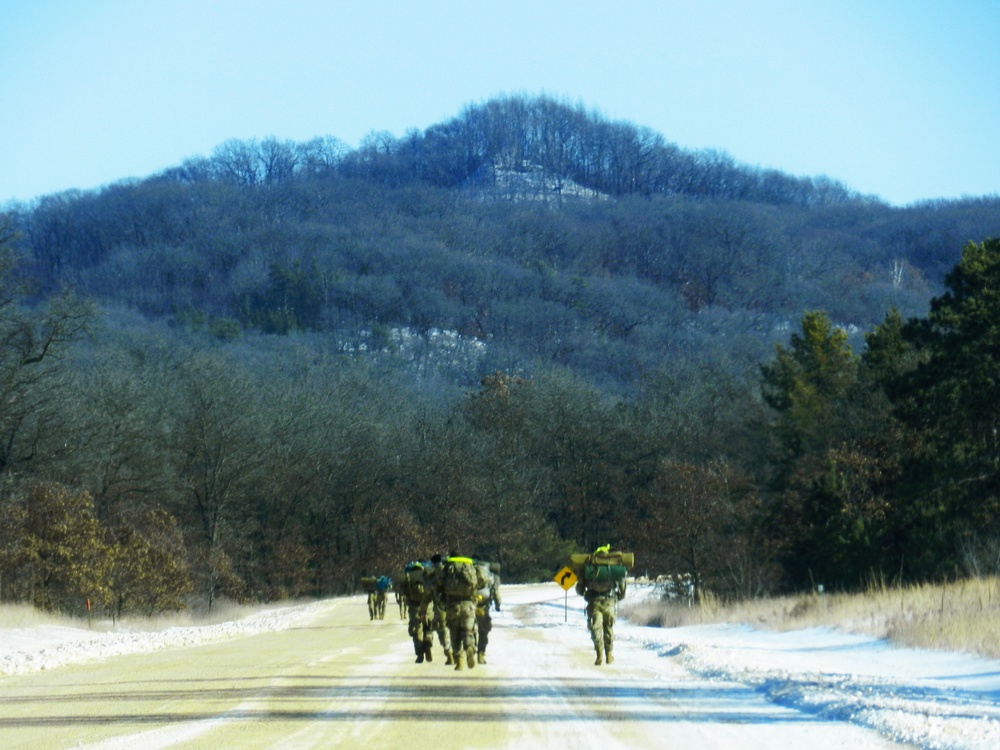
2, 0, 998, 207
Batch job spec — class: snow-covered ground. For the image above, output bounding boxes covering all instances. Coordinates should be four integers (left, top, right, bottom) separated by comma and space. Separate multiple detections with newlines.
0, 600, 329, 676
2, 587, 999, 750
630, 621, 1000, 750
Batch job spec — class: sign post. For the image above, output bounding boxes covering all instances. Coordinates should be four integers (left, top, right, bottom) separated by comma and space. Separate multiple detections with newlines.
553, 566, 578, 623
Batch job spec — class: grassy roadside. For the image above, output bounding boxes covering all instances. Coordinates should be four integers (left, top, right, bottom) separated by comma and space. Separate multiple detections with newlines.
0, 597, 313, 633
621, 576, 1000, 659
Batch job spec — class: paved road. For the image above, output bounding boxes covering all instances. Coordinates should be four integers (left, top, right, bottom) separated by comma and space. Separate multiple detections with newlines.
0, 585, 910, 749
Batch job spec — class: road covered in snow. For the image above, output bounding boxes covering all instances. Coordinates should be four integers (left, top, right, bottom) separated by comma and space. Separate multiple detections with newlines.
0, 584, 998, 749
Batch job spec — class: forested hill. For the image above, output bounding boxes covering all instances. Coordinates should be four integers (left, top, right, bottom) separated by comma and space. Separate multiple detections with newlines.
1, 94, 1000, 614
8, 94, 1000, 394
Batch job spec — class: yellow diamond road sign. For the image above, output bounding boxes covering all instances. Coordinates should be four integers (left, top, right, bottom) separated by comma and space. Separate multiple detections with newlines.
554, 566, 578, 590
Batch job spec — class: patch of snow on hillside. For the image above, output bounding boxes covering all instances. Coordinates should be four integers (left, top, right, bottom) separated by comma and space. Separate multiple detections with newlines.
491, 162, 608, 203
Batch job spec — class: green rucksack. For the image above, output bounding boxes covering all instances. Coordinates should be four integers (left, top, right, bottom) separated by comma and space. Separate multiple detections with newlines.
575, 546, 633, 594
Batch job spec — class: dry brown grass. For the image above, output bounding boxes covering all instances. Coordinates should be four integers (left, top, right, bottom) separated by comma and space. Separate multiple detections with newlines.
622, 576, 1000, 658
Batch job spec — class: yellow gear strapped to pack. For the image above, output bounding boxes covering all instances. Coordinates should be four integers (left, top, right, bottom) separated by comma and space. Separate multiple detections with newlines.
594, 544, 611, 555
447, 556, 475, 564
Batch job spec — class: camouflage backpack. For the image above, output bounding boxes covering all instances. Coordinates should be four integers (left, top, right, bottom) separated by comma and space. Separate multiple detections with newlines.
583, 562, 626, 593
401, 562, 426, 603
475, 562, 494, 600
442, 556, 486, 598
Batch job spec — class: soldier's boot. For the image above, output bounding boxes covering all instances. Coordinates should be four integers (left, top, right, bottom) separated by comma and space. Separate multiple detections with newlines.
414, 643, 424, 664
594, 647, 604, 666
477, 651, 486, 665
466, 646, 476, 670
445, 650, 454, 665
605, 651, 614, 664
424, 642, 433, 662
454, 649, 464, 671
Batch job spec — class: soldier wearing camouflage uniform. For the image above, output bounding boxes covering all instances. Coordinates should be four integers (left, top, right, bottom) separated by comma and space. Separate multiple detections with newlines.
473, 557, 501, 665
436, 555, 487, 671
400, 562, 435, 663
374, 575, 391, 620
395, 584, 405, 620
420, 556, 453, 665
575, 546, 627, 666
360, 576, 379, 621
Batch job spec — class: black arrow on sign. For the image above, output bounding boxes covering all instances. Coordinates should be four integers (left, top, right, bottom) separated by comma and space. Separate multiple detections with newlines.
560, 571, 573, 586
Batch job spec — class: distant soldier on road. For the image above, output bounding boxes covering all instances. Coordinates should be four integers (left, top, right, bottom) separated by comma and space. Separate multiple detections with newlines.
574, 545, 629, 665
375, 576, 393, 620
399, 562, 435, 663
360, 576, 379, 621
436, 554, 489, 671
422, 555, 454, 665
473, 557, 501, 665
395, 582, 405, 620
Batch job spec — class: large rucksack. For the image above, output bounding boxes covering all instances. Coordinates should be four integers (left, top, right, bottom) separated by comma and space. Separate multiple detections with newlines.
583, 562, 628, 593
401, 562, 426, 604
475, 561, 500, 601
442, 556, 487, 598
570, 548, 634, 594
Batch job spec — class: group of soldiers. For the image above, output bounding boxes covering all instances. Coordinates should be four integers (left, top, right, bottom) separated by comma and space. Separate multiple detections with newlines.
393, 554, 502, 671
362, 545, 628, 668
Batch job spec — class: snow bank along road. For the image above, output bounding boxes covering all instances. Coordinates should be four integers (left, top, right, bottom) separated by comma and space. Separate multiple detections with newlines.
1, 584, 998, 749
